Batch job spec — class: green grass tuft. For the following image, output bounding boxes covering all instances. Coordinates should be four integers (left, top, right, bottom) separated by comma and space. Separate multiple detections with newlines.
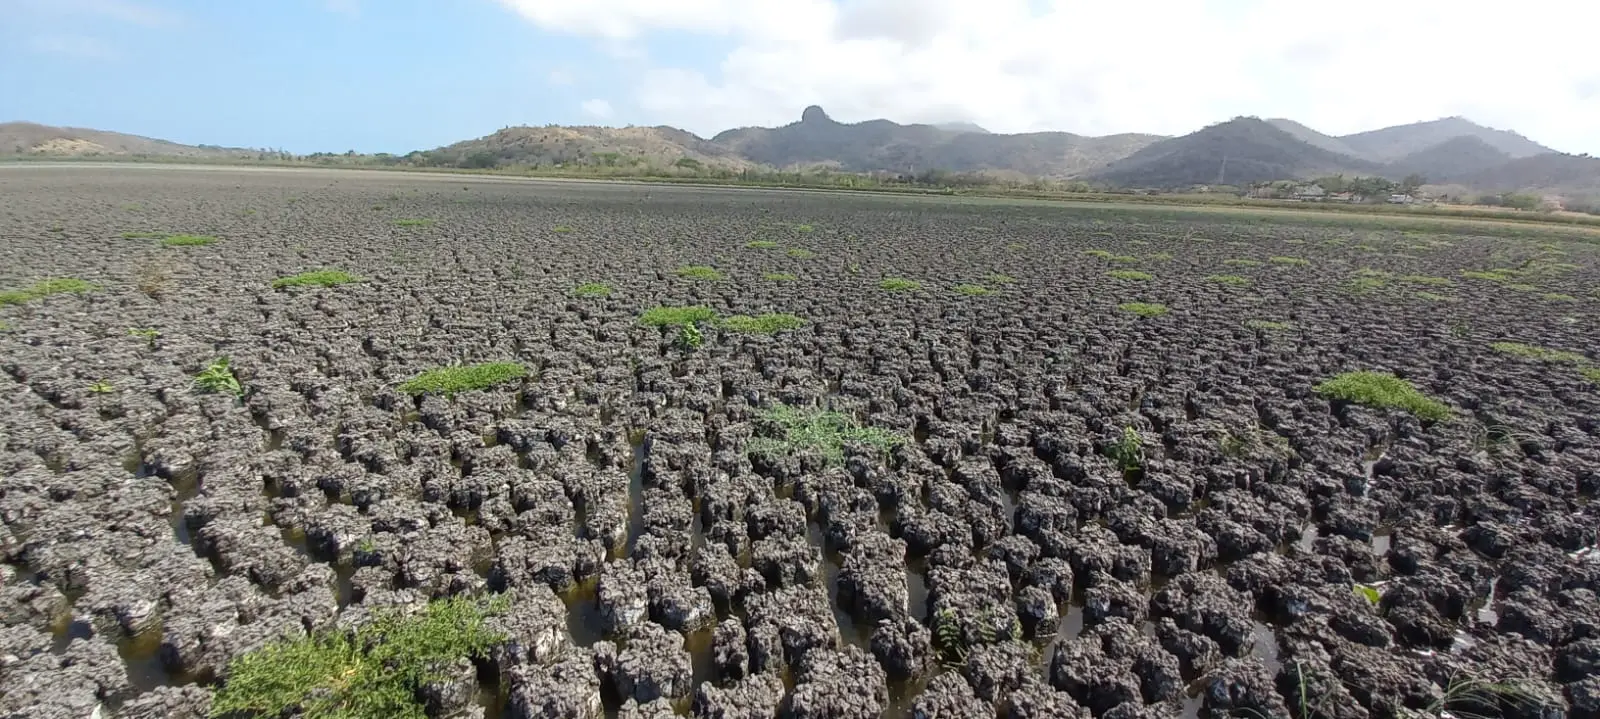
161, 234, 218, 247
984, 273, 1016, 285
271, 270, 363, 289
746, 240, 781, 249
786, 248, 817, 259
952, 283, 992, 296
571, 282, 613, 298
1490, 342, 1587, 364
1582, 367, 1600, 385
879, 278, 921, 292
1207, 274, 1251, 286
1245, 319, 1293, 330
1542, 293, 1578, 302
721, 313, 807, 334
0, 278, 98, 306
1461, 269, 1518, 282
761, 272, 797, 281
1346, 277, 1387, 293
1107, 270, 1152, 281
746, 405, 902, 465
1270, 256, 1311, 266
1118, 302, 1169, 317
793, 224, 815, 233
398, 362, 527, 396
210, 594, 506, 719
194, 357, 243, 396
1313, 371, 1451, 422
675, 265, 726, 281
393, 218, 436, 227
639, 306, 717, 327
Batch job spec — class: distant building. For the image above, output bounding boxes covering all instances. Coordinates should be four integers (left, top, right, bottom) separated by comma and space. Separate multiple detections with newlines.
1295, 184, 1327, 200
1387, 193, 1414, 204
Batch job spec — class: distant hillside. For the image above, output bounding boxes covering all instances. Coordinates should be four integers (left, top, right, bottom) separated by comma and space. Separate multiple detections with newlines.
1383, 136, 1513, 183
1086, 117, 1379, 188
1266, 119, 1360, 157
1338, 117, 1551, 162
933, 121, 991, 134
417, 124, 754, 170
1455, 153, 1600, 194
711, 106, 1165, 178
0, 121, 248, 157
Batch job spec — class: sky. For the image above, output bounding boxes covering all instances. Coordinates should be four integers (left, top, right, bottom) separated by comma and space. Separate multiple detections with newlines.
4, 0, 1599, 156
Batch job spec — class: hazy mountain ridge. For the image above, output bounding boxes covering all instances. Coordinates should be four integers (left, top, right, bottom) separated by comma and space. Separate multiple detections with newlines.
1, 121, 251, 158
7, 110, 1596, 197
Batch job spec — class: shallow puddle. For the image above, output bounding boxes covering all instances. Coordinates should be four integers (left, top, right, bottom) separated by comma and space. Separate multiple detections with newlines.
623, 434, 646, 558
562, 579, 606, 648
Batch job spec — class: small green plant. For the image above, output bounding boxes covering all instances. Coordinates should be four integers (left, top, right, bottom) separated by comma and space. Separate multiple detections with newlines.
1354, 584, 1381, 604
272, 270, 362, 289
160, 234, 217, 247
762, 272, 797, 281
393, 218, 436, 227
1245, 319, 1293, 331
398, 362, 527, 396
676, 321, 704, 351
639, 306, 717, 327
572, 282, 613, 298
1084, 249, 1114, 259
1223, 259, 1263, 267
1489, 342, 1587, 364
952, 283, 992, 296
1107, 270, 1152, 281
879, 278, 921, 292
1461, 269, 1518, 282
1118, 302, 1169, 317
1270, 256, 1311, 267
1106, 426, 1143, 473
209, 594, 506, 719
1208, 275, 1251, 286
746, 240, 780, 249
551, 225, 574, 233
721, 313, 806, 334
675, 265, 726, 281
847, 264, 861, 275
1542, 292, 1578, 302
933, 608, 967, 667
746, 404, 902, 466
793, 223, 815, 233
1419, 672, 1539, 719
1581, 367, 1600, 385
88, 380, 115, 394
0, 278, 98, 306
1346, 276, 1387, 293
786, 248, 817, 259
985, 273, 1015, 285
195, 357, 243, 396
1313, 371, 1450, 422
128, 327, 160, 347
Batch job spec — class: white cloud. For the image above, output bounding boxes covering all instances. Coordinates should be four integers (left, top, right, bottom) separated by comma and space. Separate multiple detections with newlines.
28, 34, 118, 61
547, 67, 575, 86
581, 98, 615, 119
495, 0, 1600, 155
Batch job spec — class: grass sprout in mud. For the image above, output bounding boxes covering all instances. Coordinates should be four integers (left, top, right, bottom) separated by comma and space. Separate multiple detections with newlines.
210, 595, 506, 719
398, 362, 527, 396
746, 405, 902, 465
1314, 371, 1451, 422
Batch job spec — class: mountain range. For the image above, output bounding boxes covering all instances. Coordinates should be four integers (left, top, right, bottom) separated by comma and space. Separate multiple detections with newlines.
6, 107, 1599, 198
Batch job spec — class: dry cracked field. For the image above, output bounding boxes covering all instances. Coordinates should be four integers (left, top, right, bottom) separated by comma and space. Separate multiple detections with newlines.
2, 166, 1599, 719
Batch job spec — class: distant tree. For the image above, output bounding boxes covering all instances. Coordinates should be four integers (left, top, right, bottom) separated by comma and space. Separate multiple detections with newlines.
1499, 192, 1541, 211
1400, 174, 1426, 195
459, 151, 497, 169
673, 157, 702, 171
1315, 175, 1349, 193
